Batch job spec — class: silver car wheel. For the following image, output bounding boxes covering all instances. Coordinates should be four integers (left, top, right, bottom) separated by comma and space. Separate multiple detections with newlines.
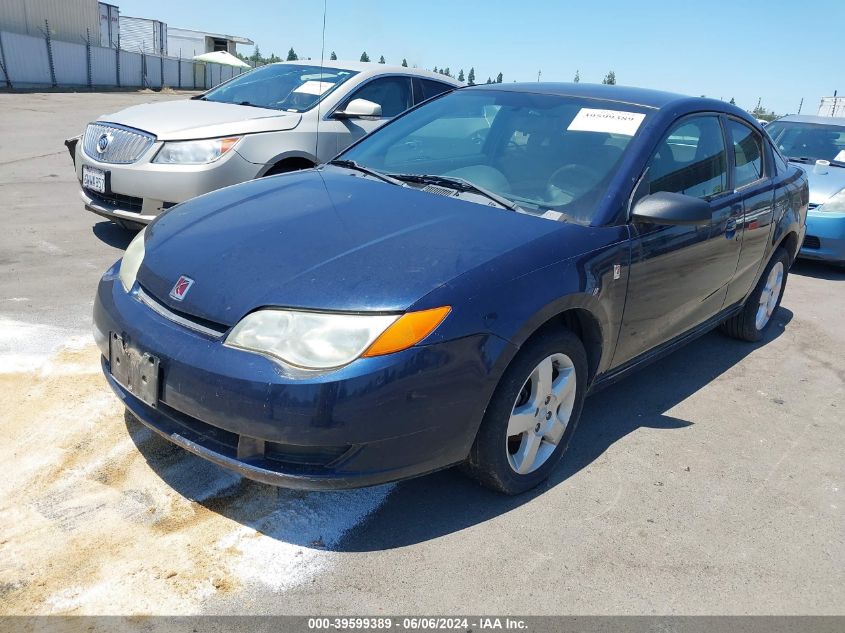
506, 353, 577, 475
755, 261, 784, 331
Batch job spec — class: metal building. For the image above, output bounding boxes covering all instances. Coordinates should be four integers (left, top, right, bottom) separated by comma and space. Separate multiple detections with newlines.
818, 97, 845, 118
0, 0, 103, 44
119, 15, 167, 54
167, 27, 253, 60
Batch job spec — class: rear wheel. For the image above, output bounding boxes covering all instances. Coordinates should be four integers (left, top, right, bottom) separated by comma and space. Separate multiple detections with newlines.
720, 248, 789, 342
462, 329, 588, 495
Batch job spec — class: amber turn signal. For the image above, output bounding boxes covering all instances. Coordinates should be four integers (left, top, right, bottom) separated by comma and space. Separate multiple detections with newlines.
362, 306, 452, 357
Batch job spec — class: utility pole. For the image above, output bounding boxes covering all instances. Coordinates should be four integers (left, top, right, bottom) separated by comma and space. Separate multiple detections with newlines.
798, 98, 803, 114
537, 69, 541, 82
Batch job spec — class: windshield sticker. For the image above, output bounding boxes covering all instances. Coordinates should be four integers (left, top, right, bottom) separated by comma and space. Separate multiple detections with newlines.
835, 150, 845, 162
294, 80, 334, 95
567, 108, 645, 136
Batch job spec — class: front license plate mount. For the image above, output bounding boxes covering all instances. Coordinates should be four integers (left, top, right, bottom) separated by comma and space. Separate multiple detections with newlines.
109, 332, 160, 407
82, 165, 108, 194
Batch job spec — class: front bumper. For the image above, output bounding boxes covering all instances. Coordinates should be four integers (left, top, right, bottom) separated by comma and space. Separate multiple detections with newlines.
94, 266, 512, 489
799, 210, 845, 263
76, 142, 260, 225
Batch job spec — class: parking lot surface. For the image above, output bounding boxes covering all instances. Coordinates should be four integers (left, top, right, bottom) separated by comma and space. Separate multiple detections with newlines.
0, 92, 843, 616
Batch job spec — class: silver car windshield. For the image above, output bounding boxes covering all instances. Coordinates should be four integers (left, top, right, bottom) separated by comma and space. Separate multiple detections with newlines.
766, 121, 845, 166
201, 64, 357, 113
340, 90, 648, 223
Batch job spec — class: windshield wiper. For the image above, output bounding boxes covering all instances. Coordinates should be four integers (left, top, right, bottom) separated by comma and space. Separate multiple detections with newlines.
388, 173, 523, 212
787, 156, 845, 168
328, 160, 405, 186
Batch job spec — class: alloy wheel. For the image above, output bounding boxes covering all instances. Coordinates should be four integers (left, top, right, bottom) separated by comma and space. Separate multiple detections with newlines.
755, 260, 784, 330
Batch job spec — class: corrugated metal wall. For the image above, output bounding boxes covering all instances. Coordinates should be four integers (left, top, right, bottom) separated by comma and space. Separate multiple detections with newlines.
119, 16, 166, 54
0, 26, 245, 89
167, 31, 206, 59
0, 0, 99, 43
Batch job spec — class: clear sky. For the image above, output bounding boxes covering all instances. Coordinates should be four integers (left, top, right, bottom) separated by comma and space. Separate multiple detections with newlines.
116, 0, 842, 115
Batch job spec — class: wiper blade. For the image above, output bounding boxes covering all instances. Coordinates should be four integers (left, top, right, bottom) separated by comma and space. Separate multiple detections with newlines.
388, 173, 523, 212
328, 160, 404, 186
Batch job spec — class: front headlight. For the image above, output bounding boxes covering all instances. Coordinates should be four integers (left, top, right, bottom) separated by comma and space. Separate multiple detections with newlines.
153, 136, 242, 165
119, 228, 146, 292
225, 306, 451, 370
816, 187, 845, 213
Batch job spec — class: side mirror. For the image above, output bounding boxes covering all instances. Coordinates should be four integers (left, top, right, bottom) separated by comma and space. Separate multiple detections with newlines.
632, 191, 712, 226
333, 98, 382, 119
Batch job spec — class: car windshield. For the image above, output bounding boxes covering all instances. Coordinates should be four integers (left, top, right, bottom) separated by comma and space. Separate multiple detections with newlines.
339, 89, 648, 222
765, 121, 845, 166
201, 64, 357, 112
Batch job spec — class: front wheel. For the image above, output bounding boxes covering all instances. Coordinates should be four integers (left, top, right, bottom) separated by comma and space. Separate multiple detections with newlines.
462, 329, 588, 495
720, 247, 789, 342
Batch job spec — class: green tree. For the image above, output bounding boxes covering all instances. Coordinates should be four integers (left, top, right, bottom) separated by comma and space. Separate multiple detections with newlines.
330, 51, 337, 60
573, 69, 580, 83
496, 72, 503, 83
467, 67, 475, 86
286, 47, 298, 61
249, 46, 263, 64
486, 77, 492, 84
378, 55, 386, 64
267, 52, 281, 63
401, 58, 408, 67
601, 70, 616, 85
360, 51, 370, 62
729, 97, 736, 105
457, 69, 465, 82
432, 66, 438, 73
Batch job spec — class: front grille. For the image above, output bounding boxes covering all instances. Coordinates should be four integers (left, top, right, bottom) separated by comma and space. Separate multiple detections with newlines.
83, 122, 155, 164
803, 235, 821, 250
85, 188, 143, 213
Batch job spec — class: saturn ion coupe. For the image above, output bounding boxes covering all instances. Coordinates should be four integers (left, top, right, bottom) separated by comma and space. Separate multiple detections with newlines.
94, 83, 808, 494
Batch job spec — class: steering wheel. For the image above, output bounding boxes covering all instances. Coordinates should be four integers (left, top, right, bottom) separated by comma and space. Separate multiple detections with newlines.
545, 164, 602, 205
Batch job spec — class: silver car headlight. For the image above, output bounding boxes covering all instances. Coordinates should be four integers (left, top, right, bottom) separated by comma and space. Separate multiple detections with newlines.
153, 136, 242, 165
224, 306, 452, 370
119, 228, 146, 292
816, 187, 845, 213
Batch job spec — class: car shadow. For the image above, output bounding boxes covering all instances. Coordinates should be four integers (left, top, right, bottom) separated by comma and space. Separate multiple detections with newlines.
92, 221, 135, 249
790, 259, 845, 281
126, 308, 791, 552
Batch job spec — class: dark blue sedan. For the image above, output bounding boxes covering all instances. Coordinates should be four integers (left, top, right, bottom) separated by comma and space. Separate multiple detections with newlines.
94, 83, 808, 494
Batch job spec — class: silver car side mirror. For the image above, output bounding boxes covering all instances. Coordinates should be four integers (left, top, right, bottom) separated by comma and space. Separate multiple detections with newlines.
334, 99, 383, 119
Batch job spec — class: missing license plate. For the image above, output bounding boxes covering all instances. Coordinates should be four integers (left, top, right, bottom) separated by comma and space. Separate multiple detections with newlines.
109, 333, 160, 407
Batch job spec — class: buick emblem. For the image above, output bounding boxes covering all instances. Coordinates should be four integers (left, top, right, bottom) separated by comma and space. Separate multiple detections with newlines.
169, 275, 194, 301
96, 132, 112, 154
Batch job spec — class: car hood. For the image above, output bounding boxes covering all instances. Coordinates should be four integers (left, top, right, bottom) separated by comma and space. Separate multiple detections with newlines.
139, 168, 566, 326
791, 160, 845, 206
98, 99, 301, 140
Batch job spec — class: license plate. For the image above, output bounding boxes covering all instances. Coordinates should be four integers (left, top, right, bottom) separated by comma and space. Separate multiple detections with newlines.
82, 165, 107, 193
109, 332, 160, 407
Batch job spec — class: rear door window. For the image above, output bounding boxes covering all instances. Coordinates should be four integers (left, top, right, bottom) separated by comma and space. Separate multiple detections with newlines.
414, 78, 454, 104
728, 119, 764, 187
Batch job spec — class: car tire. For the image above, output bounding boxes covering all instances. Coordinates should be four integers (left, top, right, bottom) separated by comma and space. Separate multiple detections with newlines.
462, 328, 588, 495
720, 247, 790, 342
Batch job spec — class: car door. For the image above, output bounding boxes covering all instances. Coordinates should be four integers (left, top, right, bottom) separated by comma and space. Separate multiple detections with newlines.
612, 114, 744, 367
723, 117, 777, 307
315, 76, 414, 161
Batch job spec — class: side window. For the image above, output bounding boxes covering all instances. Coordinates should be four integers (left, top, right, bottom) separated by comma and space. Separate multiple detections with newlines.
647, 116, 727, 199
771, 144, 789, 174
728, 119, 764, 186
414, 78, 453, 104
343, 77, 412, 118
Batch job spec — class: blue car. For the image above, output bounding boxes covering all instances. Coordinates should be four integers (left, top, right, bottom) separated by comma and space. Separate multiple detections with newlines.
765, 115, 845, 266
94, 84, 808, 495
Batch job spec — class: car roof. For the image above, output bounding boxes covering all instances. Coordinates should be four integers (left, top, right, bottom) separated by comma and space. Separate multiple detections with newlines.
774, 114, 845, 126
269, 59, 463, 86
465, 82, 734, 111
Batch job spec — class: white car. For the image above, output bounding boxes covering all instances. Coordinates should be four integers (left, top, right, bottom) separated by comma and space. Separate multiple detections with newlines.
70, 61, 460, 228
